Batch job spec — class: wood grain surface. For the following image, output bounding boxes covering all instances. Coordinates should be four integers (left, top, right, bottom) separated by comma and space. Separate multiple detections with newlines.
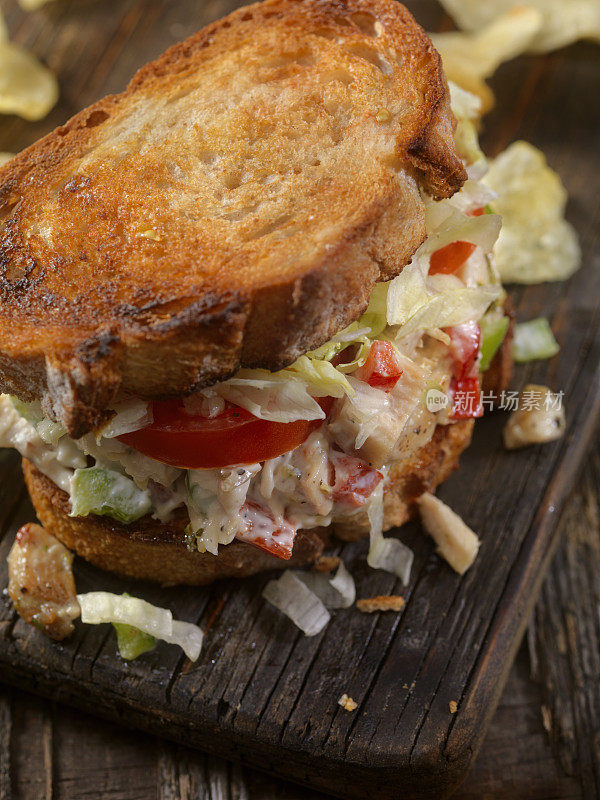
0, 0, 598, 798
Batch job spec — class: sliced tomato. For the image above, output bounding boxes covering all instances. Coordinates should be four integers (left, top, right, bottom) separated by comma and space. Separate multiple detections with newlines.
449, 376, 483, 419
119, 397, 334, 470
355, 340, 403, 392
445, 321, 481, 380
429, 240, 477, 275
236, 502, 296, 560
330, 451, 383, 508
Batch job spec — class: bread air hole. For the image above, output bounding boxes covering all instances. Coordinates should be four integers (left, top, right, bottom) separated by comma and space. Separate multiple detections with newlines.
245, 213, 294, 241
350, 12, 381, 38
85, 109, 109, 128
345, 43, 392, 75
321, 69, 354, 87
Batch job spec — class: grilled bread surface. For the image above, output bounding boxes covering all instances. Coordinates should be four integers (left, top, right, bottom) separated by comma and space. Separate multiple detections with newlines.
0, 0, 466, 437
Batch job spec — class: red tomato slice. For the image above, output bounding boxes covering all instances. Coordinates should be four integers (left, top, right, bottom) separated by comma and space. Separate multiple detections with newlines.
445, 322, 481, 380
330, 451, 383, 508
236, 502, 296, 560
355, 340, 403, 392
429, 240, 477, 275
449, 376, 483, 419
119, 397, 334, 470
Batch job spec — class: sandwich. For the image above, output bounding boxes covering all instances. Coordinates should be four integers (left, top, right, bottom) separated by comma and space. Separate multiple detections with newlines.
0, 0, 512, 594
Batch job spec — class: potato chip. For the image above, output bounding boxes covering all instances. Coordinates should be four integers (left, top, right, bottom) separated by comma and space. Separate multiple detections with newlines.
431, 7, 542, 113
483, 141, 581, 283
0, 39, 58, 120
19, 0, 55, 10
0, 152, 14, 166
439, 0, 600, 53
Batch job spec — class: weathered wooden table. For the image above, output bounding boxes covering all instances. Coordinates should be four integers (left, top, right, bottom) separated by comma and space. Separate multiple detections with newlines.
0, 0, 598, 797
2, 439, 597, 799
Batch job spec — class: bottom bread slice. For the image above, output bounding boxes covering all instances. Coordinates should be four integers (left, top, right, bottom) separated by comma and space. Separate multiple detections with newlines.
21, 419, 474, 586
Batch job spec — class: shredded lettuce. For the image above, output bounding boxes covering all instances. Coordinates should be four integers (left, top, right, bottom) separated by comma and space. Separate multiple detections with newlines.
285, 357, 354, 397
366, 485, 414, 584
215, 370, 325, 422
70, 467, 151, 523
262, 571, 331, 636
513, 318, 560, 362
292, 561, 356, 609
113, 622, 157, 660
78, 592, 203, 661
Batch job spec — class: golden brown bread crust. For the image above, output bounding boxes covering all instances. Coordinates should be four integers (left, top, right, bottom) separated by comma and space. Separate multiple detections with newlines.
0, 0, 466, 437
22, 420, 473, 585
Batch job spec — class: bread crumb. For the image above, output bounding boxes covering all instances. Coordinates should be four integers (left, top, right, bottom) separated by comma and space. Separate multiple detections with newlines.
541, 704, 552, 733
449, 700, 458, 714
313, 555, 341, 573
356, 595, 405, 613
338, 693, 358, 712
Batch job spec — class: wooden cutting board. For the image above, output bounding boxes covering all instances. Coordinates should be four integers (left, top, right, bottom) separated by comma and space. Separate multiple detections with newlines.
0, 1, 598, 798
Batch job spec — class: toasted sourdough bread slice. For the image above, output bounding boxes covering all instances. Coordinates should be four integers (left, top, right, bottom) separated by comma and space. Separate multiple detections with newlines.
0, 0, 466, 438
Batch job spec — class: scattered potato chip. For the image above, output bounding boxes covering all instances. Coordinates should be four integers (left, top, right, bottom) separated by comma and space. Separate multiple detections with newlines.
439, 0, 600, 53
0, 39, 58, 120
484, 141, 581, 283
0, 152, 14, 167
431, 7, 542, 113
19, 0, 56, 9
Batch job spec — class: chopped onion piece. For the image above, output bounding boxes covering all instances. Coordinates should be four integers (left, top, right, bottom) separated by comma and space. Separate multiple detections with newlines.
77, 592, 203, 661
366, 485, 414, 585
512, 318, 560, 362
100, 399, 153, 439
262, 571, 330, 636
294, 561, 356, 609
417, 493, 480, 575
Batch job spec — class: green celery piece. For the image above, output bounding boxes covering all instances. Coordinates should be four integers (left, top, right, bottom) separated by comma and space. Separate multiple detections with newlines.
113, 622, 156, 660
513, 318, 560, 363
70, 467, 151, 524
479, 315, 510, 372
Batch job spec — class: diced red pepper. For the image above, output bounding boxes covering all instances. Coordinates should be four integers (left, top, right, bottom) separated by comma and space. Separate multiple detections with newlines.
329, 451, 383, 508
429, 240, 477, 275
449, 376, 483, 419
236, 502, 297, 560
445, 321, 481, 380
467, 207, 485, 217
355, 340, 403, 392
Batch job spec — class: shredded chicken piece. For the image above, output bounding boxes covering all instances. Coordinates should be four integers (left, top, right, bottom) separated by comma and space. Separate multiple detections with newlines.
8, 523, 80, 640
